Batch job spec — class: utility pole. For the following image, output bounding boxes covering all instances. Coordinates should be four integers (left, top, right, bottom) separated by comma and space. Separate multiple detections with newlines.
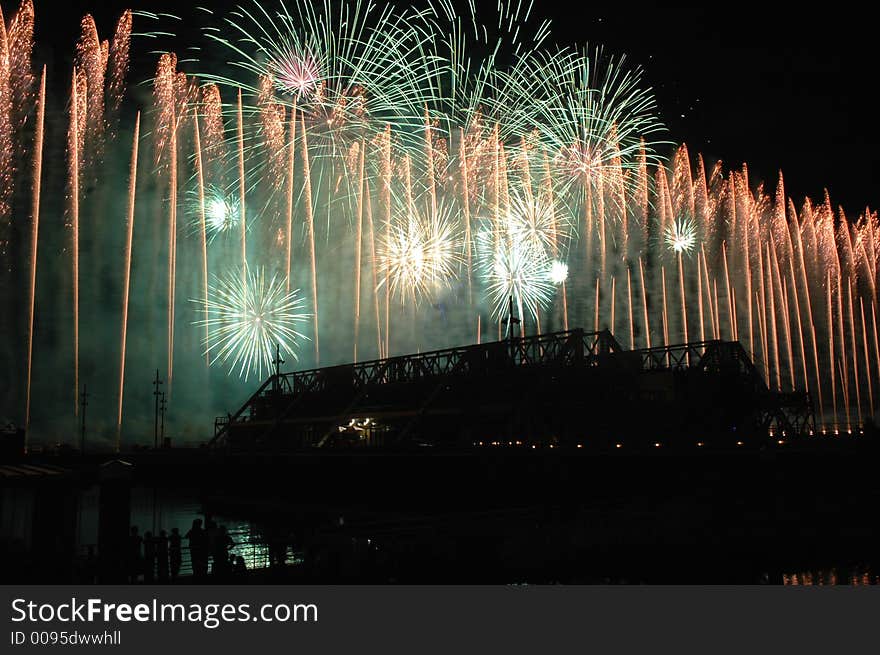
80, 384, 89, 454
160, 391, 167, 446
153, 369, 163, 449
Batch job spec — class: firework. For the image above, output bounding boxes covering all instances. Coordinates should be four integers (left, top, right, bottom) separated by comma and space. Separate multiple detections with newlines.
195, 266, 310, 381
549, 260, 569, 285
665, 217, 698, 254
75, 14, 105, 165
1, 0, 37, 221
272, 49, 320, 97
201, 0, 438, 147
106, 10, 131, 118
499, 47, 666, 189
24, 66, 44, 448
185, 185, 244, 242
9, 0, 880, 448
0, 7, 11, 221
7, 0, 35, 132
425, 0, 552, 137
506, 188, 570, 256
479, 228, 554, 324
378, 201, 461, 303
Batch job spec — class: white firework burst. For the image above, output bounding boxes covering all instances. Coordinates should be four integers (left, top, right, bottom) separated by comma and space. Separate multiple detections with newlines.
665, 217, 698, 254
478, 228, 554, 323
506, 188, 570, 255
195, 266, 310, 381
549, 260, 569, 284
188, 186, 242, 243
378, 202, 461, 303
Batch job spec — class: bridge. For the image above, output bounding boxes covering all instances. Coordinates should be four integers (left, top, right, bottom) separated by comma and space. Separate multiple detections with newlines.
210, 329, 814, 453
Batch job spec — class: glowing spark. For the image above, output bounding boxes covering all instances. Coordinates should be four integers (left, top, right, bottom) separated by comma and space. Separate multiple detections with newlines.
107, 10, 131, 117
208, 195, 236, 232
202, 0, 438, 153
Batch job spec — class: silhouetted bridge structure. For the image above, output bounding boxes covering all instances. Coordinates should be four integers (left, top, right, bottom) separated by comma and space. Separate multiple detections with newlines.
210, 329, 814, 453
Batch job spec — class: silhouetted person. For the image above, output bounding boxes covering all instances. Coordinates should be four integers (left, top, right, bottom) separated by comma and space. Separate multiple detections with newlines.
156, 531, 169, 583
127, 527, 142, 584
185, 519, 207, 579
233, 555, 246, 575
143, 532, 155, 583
212, 526, 234, 577
169, 528, 182, 581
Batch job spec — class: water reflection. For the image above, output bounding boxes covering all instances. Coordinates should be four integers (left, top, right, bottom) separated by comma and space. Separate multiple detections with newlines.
65, 485, 880, 584
781, 567, 878, 586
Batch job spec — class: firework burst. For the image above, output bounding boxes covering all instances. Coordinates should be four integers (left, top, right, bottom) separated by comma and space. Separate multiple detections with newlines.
506, 188, 570, 255
478, 228, 554, 323
195, 266, 310, 380
201, 0, 438, 144
499, 47, 665, 191
379, 201, 461, 303
665, 216, 698, 254
425, 0, 552, 137
549, 260, 569, 284
272, 48, 320, 97
187, 186, 243, 242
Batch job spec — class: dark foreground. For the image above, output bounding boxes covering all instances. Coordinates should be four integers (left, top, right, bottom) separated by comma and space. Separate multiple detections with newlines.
2, 440, 879, 584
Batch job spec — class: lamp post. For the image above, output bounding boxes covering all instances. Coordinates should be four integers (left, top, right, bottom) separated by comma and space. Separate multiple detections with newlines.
152, 370, 163, 449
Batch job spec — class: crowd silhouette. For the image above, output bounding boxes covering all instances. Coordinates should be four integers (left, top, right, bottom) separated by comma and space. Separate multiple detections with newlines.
125, 519, 247, 583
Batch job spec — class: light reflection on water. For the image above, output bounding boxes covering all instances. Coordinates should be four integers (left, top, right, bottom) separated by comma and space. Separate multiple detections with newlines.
781, 568, 879, 586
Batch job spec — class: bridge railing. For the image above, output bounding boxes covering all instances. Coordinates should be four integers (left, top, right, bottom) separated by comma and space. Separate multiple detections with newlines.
632, 340, 720, 371
628, 339, 765, 383
271, 329, 621, 397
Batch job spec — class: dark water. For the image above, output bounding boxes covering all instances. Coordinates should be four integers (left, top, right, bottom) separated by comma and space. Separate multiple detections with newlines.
64, 486, 880, 584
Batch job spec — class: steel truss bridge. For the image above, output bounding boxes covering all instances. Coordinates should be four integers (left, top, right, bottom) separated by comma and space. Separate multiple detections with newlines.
210, 329, 814, 453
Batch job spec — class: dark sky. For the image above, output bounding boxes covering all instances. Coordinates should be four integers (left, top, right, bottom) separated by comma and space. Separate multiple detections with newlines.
16, 0, 880, 214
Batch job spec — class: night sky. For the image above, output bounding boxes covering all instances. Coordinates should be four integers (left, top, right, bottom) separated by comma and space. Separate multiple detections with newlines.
18, 0, 880, 214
